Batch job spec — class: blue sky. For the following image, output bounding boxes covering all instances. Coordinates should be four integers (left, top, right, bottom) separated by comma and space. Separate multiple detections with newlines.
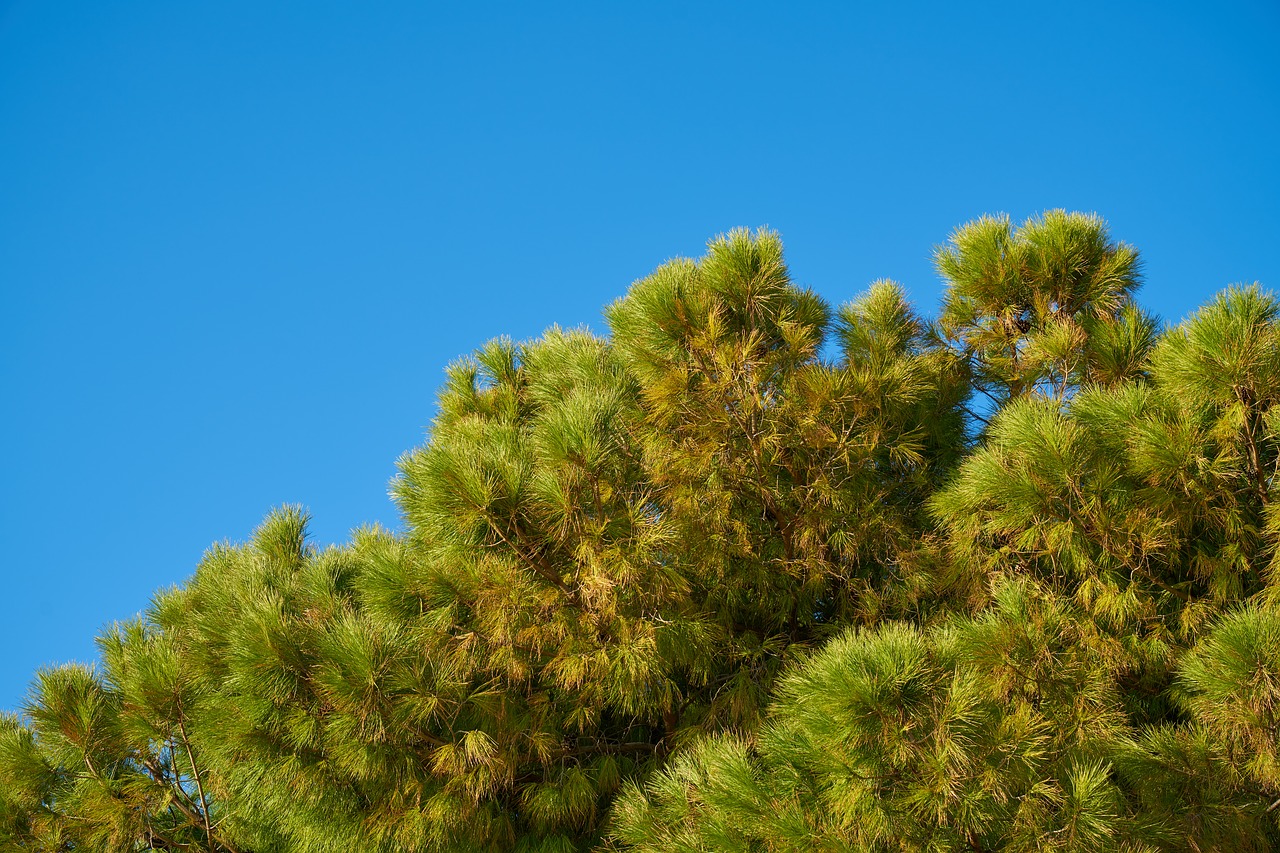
1, 1, 1277, 710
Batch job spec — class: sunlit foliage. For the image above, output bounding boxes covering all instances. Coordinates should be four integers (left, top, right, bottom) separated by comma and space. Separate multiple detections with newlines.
4, 214, 1279, 852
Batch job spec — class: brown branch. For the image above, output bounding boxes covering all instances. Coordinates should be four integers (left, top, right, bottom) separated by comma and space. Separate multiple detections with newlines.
175, 712, 220, 852
143, 757, 207, 843
485, 515, 580, 604
548, 740, 661, 760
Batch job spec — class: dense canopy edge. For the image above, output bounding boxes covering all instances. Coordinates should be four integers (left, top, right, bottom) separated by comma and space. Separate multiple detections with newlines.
3, 213, 1279, 852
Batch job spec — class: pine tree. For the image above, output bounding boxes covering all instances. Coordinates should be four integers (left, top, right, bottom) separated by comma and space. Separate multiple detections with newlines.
935, 210, 1153, 413
4, 217, 1278, 853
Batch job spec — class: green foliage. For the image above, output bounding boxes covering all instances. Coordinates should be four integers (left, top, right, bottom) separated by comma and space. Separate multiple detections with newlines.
604, 232, 966, 723
612, 581, 1145, 852
936, 210, 1149, 411
4, 216, 1279, 852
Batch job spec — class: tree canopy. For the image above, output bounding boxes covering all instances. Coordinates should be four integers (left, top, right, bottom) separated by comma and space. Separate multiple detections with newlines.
4, 212, 1279, 852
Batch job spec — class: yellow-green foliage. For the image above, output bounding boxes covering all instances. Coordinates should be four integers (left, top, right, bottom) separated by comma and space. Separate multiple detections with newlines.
4, 218, 1280, 853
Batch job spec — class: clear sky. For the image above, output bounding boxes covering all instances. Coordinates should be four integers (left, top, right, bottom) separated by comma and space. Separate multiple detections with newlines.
1, 1, 1277, 710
